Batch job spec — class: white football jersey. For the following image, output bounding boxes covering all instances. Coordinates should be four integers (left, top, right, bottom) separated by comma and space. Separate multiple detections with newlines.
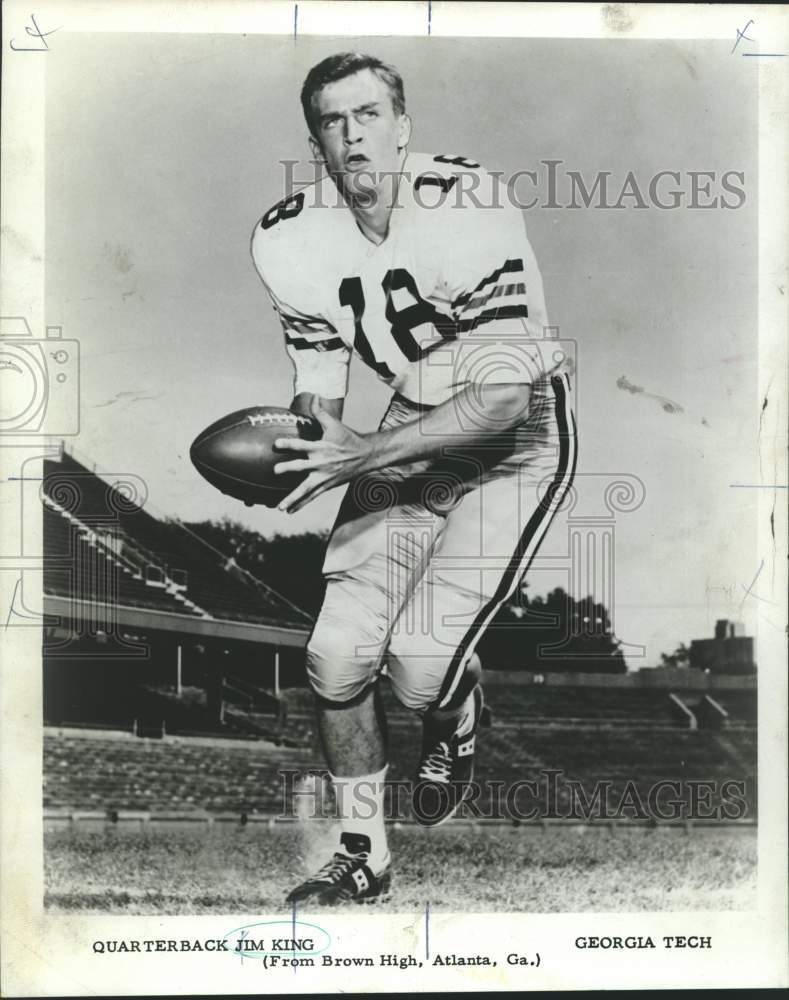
251, 152, 553, 406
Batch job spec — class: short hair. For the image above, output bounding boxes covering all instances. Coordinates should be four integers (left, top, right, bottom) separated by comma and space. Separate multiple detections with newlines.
300, 52, 406, 139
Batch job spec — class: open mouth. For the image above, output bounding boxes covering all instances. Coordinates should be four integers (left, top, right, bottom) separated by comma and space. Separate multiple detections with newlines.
344, 154, 370, 171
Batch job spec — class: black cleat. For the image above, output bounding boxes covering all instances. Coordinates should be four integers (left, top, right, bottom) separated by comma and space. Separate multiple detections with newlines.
412, 685, 484, 827
286, 833, 391, 906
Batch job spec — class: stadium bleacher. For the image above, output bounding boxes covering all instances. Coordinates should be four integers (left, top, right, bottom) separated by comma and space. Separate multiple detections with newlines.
43, 731, 318, 815
471, 684, 682, 725
702, 691, 757, 725
42, 670, 759, 820
44, 504, 198, 616
42, 714, 757, 819
42, 663, 758, 821
43, 452, 312, 628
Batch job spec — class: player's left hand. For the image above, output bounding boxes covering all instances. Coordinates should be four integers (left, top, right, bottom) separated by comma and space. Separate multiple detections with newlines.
273, 395, 374, 513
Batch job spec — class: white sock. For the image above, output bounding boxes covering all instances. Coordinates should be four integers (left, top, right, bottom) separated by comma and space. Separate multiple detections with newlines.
330, 764, 390, 873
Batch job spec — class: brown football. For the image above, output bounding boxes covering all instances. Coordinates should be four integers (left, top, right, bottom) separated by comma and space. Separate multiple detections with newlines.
190, 406, 322, 507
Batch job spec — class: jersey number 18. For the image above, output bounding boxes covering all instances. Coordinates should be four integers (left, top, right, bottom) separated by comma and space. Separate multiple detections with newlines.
339, 270, 455, 381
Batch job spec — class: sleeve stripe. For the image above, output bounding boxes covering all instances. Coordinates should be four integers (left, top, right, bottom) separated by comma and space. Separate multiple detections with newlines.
455, 304, 529, 333
462, 281, 527, 314
285, 333, 346, 352
278, 309, 338, 335
452, 258, 524, 309
283, 322, 341, 343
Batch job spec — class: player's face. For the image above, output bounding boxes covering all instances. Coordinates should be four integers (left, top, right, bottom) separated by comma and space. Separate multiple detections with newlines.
309, 69, 411, 205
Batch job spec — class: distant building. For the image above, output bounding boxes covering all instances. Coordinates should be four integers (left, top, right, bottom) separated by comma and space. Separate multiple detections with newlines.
689, 619, 756, 675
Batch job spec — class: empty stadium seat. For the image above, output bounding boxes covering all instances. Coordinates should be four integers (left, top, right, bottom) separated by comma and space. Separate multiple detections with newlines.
43, 710, 757, 819
42, 454, 312, 628
44, 504, 198, 616
43, 731, 320, 814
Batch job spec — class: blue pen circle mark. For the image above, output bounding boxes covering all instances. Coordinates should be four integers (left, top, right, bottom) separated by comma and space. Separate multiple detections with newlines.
222, 919, 331, 960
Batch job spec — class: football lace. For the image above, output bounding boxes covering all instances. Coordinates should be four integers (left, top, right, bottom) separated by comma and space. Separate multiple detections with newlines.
246, 412, 312, 427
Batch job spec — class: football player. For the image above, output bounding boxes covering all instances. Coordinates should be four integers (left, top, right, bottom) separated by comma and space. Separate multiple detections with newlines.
251, 52, 576, 904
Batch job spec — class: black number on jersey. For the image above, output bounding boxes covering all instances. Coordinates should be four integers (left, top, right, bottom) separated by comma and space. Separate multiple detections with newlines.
382, 269, 455, 360
339, 269, 456, 376
434, 154, 480, 169
339, 278, 395, 381
414, 174, 458, 194
260, 191, 305, 231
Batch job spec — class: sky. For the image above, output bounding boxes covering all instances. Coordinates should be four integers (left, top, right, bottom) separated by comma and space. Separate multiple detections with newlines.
44, 32, 764, 666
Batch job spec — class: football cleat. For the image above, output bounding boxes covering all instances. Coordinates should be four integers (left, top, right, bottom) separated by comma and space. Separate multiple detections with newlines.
412, 684, 484, 827
285, 833, 392, 906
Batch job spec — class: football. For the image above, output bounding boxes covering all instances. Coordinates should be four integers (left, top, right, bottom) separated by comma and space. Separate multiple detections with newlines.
190, 406, 322, 506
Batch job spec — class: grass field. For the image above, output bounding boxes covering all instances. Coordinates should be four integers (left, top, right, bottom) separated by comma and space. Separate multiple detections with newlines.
44, 823, 757, 914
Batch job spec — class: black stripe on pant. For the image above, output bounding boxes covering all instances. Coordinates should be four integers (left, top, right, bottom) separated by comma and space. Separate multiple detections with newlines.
431, 373, 578, 712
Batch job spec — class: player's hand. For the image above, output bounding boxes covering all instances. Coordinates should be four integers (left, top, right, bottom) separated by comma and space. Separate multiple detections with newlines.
273, 395, 374, 513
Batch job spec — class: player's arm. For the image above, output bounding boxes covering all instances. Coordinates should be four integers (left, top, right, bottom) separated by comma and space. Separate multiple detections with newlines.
361, 381, 530, 466
273, 381, 529, 513
250, 222, 350, 425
